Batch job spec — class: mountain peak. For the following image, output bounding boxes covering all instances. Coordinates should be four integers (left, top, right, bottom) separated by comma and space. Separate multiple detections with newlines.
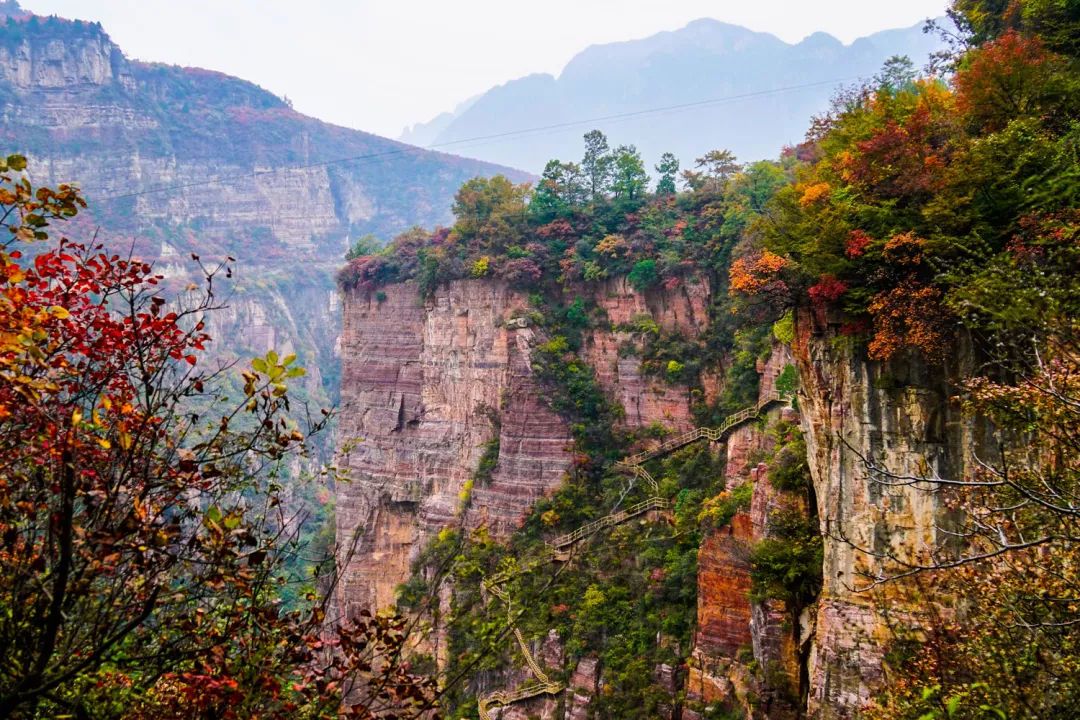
797, 30, 843, 48
400, 17, 946, 172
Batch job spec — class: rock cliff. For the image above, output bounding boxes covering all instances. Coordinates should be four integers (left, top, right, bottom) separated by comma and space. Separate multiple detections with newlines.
4, 8, 528, 417
335, 277, 709, 616
335, 277, 975, 718
792, 308, 977, 718
335, 280, 572, 614
337, 272, 827, 718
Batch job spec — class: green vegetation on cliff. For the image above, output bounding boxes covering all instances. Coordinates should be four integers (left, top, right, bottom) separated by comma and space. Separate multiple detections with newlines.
383, 4, 1080, 716
726, 2, 1080, 716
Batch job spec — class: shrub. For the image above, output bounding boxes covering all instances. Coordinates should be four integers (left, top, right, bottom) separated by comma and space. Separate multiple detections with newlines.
628, 259, 660, 292
768, 436, 810, 491
772, 311, 795, 345
470, 255, 491, 277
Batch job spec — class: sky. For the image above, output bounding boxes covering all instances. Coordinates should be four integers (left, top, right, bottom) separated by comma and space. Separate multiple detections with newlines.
21, 0, 949, 138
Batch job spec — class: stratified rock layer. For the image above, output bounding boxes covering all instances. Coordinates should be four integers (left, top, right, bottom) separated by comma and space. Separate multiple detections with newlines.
584, 276, 710, 432
335, 280, 573, 616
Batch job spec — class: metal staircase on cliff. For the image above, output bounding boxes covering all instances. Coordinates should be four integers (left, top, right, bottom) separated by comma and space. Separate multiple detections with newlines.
474, 390, 788, 719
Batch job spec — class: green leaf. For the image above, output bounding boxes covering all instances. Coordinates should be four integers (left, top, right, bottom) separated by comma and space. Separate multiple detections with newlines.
286, 367, 306, 378
282, 353, 297, 366
7, 154, 26, 171
266, 350, 278, 365
251, 357, 268, 374
946, 695, 961, 716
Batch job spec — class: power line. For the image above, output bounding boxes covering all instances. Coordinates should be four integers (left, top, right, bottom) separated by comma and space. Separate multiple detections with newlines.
96, 75, 861, 204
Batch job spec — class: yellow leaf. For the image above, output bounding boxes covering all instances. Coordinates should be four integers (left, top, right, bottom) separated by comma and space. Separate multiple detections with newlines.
71, 409, 82, 425
97, 438, 111, 449
50, 306, 70, 319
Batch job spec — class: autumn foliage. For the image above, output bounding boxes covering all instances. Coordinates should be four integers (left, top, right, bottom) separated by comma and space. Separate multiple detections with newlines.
722, 2, 1080, 714
0, 157, 435, 719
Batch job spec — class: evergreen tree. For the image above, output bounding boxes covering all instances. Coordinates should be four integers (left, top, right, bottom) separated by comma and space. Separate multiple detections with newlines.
531, 159, 588, 221
875, 55, 917, 91
682, 149, 740, 193
655, 152, 679, 195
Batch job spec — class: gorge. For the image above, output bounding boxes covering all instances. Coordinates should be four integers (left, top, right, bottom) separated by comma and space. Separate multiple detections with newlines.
4, 1, 1077, 718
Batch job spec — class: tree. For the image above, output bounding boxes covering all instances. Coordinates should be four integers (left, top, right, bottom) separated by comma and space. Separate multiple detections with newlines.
654, 152, 679, 195
531, 159, 587, 221
0, 156, 436, 719
451, 174, 530, 257
609, 144, 649, 203
345, 233, 382, 260
627, 258, 660, 292
951, 0, 1080, 58
681, 149, 740, 193
874, 54, 917, 91
581, 129, 613, 201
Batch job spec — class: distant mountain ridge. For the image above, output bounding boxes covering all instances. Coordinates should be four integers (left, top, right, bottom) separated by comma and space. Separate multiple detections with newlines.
401, 18, 948, 172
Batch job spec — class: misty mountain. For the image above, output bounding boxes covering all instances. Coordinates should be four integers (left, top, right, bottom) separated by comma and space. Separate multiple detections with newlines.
401, 18, 948, 172
0, 3, 528, 411
0, 5, 527, 262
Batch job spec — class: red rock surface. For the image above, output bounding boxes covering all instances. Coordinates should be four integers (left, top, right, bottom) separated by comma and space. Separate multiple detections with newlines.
583, 276, 710, 433
695, 512, 755, 658
335, 280, 573, 617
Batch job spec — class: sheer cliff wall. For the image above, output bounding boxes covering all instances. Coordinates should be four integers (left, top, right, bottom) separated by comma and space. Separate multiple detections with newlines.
334, 277, 708, 617
335, 279, 972, 719
793, 308, 980, 718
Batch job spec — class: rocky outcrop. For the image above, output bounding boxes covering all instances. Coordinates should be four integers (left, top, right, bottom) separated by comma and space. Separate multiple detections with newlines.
792, 308, 976, 718
685, 511, 756, 718
335, 280, 574, 615
687, 343, 803, 719
585, 276, 710, 432
564, 656, 600, 720
5, 9, 527, 442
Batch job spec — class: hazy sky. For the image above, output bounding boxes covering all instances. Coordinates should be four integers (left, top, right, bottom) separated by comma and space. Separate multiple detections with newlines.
21, 0, 949, 138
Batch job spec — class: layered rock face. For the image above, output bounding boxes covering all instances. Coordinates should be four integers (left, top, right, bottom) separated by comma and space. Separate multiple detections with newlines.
337, 275, 972, 719
335, 277, 709, 617
3, 15, 526, 255
584, 276, 711, 432
686, 343, 806, 720
792, 309, 977, 718
335, 280, 573, 615
5, 10, 527, 419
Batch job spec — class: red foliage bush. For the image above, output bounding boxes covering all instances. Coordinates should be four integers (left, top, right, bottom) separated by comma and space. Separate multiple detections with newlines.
955, 31, 1056, 132
499, 258, 543, 284
845, 229, 873, 258
807, 274, 848, 306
